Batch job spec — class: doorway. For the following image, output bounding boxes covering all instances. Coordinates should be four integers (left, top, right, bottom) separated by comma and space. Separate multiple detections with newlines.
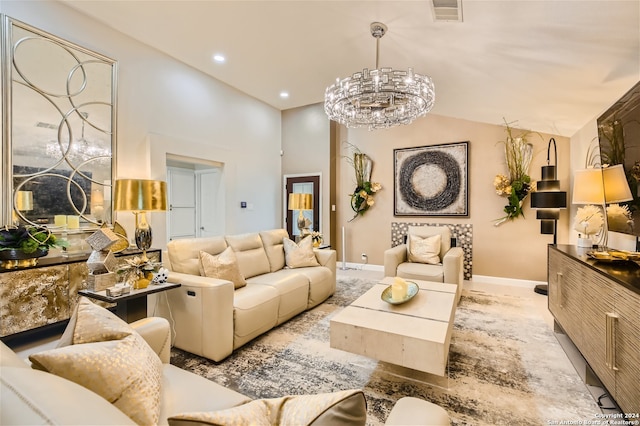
284, 174, 320, 238
166, 156, 224, 241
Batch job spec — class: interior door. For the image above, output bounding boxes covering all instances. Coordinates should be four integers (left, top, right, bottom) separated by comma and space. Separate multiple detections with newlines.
167, 167, 196, 241
197, 168, 222, 237
285, 175, 320, 238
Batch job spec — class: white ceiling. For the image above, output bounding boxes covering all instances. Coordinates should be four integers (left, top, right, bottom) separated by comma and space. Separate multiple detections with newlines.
60, 0, 640, 137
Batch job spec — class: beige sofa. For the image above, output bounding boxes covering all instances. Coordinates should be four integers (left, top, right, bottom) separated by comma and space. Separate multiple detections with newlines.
1, 316, 450, 425
384, 225, 464, 304
160, 229, 337, 362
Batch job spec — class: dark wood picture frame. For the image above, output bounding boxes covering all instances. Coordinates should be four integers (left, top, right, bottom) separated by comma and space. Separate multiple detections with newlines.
394, 141, 469, 217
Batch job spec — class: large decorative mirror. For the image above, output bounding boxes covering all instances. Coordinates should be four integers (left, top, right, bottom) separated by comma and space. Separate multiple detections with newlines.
1, 16, 117, 230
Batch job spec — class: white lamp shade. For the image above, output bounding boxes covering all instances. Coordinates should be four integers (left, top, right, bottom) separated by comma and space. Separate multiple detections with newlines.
572, 165, 632, 205
602, 164, 633, 203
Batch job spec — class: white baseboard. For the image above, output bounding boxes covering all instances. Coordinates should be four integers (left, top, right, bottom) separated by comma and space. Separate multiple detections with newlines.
470, 274, 546, 289
337, 262, 384, 272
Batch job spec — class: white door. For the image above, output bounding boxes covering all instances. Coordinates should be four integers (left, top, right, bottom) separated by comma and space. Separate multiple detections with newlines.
167, 167, 196, 241
197, 168, 222, 237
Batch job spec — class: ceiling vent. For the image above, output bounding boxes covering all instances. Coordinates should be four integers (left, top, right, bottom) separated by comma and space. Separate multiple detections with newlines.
430, 0, 463, 22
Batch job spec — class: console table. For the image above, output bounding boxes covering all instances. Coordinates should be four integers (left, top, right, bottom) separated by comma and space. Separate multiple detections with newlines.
548, 245, 640, 414
0, 248, 161, 338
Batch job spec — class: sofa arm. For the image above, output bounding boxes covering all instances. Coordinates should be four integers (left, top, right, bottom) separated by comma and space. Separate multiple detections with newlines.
314, 248, 336, 275
130, 317, 171, 364
442, 247, 464, 302
155, 271, 235, 362
384, 244, 407, 277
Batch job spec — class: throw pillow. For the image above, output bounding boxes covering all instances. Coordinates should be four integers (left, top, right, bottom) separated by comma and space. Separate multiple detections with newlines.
283, 236, 320, 268
199, 247, 247, 289
168, 389, 366, 426
408, 233, 442, 264
29, 297, 162, 426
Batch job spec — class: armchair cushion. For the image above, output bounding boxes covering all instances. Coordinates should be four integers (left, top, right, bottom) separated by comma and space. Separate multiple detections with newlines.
283, 236, 320, 268
408, 233, 441, 264
199, 247, 247, 289
407, 226, 451, 259
167, 389, 366, 426
28, 297, 163, 425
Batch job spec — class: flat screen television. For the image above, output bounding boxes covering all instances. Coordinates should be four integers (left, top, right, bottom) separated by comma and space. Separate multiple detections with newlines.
597, 80, 640, 239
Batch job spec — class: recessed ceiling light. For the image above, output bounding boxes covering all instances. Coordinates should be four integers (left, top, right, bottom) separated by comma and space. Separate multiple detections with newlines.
280, 91, 289, 98
213, 54, 225, 63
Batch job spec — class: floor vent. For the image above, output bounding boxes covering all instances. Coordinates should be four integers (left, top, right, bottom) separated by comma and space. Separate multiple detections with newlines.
430, 0, 463, 22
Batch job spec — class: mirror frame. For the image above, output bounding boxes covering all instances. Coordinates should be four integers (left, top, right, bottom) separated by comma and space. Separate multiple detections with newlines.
1, 15, 117, 228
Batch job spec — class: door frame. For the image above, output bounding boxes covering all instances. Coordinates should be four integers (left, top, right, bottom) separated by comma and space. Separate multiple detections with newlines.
283, 173, 321, 237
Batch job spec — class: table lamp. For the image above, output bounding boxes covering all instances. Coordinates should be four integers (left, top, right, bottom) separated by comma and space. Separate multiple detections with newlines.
572, 164, 632, 249
288, 193, 313, 239
114, 179, 167, 260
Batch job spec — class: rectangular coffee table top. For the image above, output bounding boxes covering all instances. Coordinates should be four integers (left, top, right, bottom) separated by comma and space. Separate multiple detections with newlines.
330, 277, 457, 375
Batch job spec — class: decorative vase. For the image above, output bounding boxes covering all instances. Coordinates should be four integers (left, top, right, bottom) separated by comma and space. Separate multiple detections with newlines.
0, 247, 49, 270
313, 238, 322, 248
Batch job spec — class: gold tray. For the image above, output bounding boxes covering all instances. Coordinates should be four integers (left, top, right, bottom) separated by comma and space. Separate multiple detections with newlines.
381, 281, 419, 305
587, 250, 640, 263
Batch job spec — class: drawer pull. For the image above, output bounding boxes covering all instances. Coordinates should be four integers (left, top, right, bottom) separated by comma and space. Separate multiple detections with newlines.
556, 272, 563, 308
605, 312, 619, 371
187, 290, 196, 297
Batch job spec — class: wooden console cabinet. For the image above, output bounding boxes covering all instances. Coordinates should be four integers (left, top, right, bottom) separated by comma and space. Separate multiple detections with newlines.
548, 245, 640, 413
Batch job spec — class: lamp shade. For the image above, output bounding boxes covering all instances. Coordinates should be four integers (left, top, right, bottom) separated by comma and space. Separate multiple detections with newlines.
572, 165, 632, 205
603, 164, 633, 203
288, 193, 313, 211
113, 179, 167, 211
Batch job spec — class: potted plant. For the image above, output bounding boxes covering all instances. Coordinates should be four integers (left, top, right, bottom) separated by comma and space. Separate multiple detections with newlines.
0, 225, 67, 268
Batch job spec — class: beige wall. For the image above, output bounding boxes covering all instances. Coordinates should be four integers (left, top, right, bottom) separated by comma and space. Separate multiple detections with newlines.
281, 106, 331, 244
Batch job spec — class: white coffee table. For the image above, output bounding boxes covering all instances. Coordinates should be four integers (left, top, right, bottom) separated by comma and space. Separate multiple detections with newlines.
330, 277, 457, 376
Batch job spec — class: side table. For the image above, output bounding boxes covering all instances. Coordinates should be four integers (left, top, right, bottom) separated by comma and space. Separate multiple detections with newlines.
79, 282, 181, 323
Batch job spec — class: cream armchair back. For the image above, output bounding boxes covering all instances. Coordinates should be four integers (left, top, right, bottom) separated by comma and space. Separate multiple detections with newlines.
384, 226, 463, 304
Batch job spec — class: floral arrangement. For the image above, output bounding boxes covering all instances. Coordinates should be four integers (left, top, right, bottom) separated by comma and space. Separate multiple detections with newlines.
574, 205, 604, 237
0, 225, 66, 254
345, 143, 382, 221
116, 256, 161, 287
494, 120, 536, 226
311, 231, 323, 243
607, 203, 634, 233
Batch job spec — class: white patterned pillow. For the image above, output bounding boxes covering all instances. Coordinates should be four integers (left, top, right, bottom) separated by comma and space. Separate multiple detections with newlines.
199, 247, 247, 289
29, 297, 162, 425
408, 233, 442, 264
283, 236, 320, 268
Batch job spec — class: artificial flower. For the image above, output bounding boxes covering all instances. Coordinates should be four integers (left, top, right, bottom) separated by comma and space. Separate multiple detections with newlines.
573, 205, 604, 236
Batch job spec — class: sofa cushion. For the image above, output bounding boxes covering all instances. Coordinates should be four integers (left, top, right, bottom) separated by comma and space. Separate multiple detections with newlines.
283, 236, 320, 268
167, 389, 366, 426
408, 233, 441, 265
225, 233, 271, 278
233, 284, 279, 349
259, 228, 289, 271
159, 364, 251, 425
247, 271, 309, 324
29, 297, 163, 426
168, 237, 228, 275
199, 247, 247, 289
1, 367, 137, 426
408, 225, 451, 259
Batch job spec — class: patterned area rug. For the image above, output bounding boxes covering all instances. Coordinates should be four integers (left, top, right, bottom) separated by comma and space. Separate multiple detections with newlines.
171, 275, 599, 425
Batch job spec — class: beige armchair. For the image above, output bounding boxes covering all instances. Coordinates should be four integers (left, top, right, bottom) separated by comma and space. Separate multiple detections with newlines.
384, 226, 464, 304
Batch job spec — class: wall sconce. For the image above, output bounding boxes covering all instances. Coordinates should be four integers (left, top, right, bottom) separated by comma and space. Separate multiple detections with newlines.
530, 138, 567, 295
288, 193, 313, 239
114, 179, 167, 261
572, 164, 632, 249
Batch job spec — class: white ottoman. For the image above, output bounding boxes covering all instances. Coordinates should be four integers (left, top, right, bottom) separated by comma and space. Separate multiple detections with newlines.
385, 397, 451, 426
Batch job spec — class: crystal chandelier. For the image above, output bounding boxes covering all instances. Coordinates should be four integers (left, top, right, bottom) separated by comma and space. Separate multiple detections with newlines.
324, 22, 435, 131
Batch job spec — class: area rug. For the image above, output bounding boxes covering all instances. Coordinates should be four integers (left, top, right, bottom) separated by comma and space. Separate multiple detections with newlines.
171, 275, 600, 425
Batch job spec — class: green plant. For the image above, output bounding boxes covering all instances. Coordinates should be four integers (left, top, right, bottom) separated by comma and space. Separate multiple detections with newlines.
0, 225, 66, 254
